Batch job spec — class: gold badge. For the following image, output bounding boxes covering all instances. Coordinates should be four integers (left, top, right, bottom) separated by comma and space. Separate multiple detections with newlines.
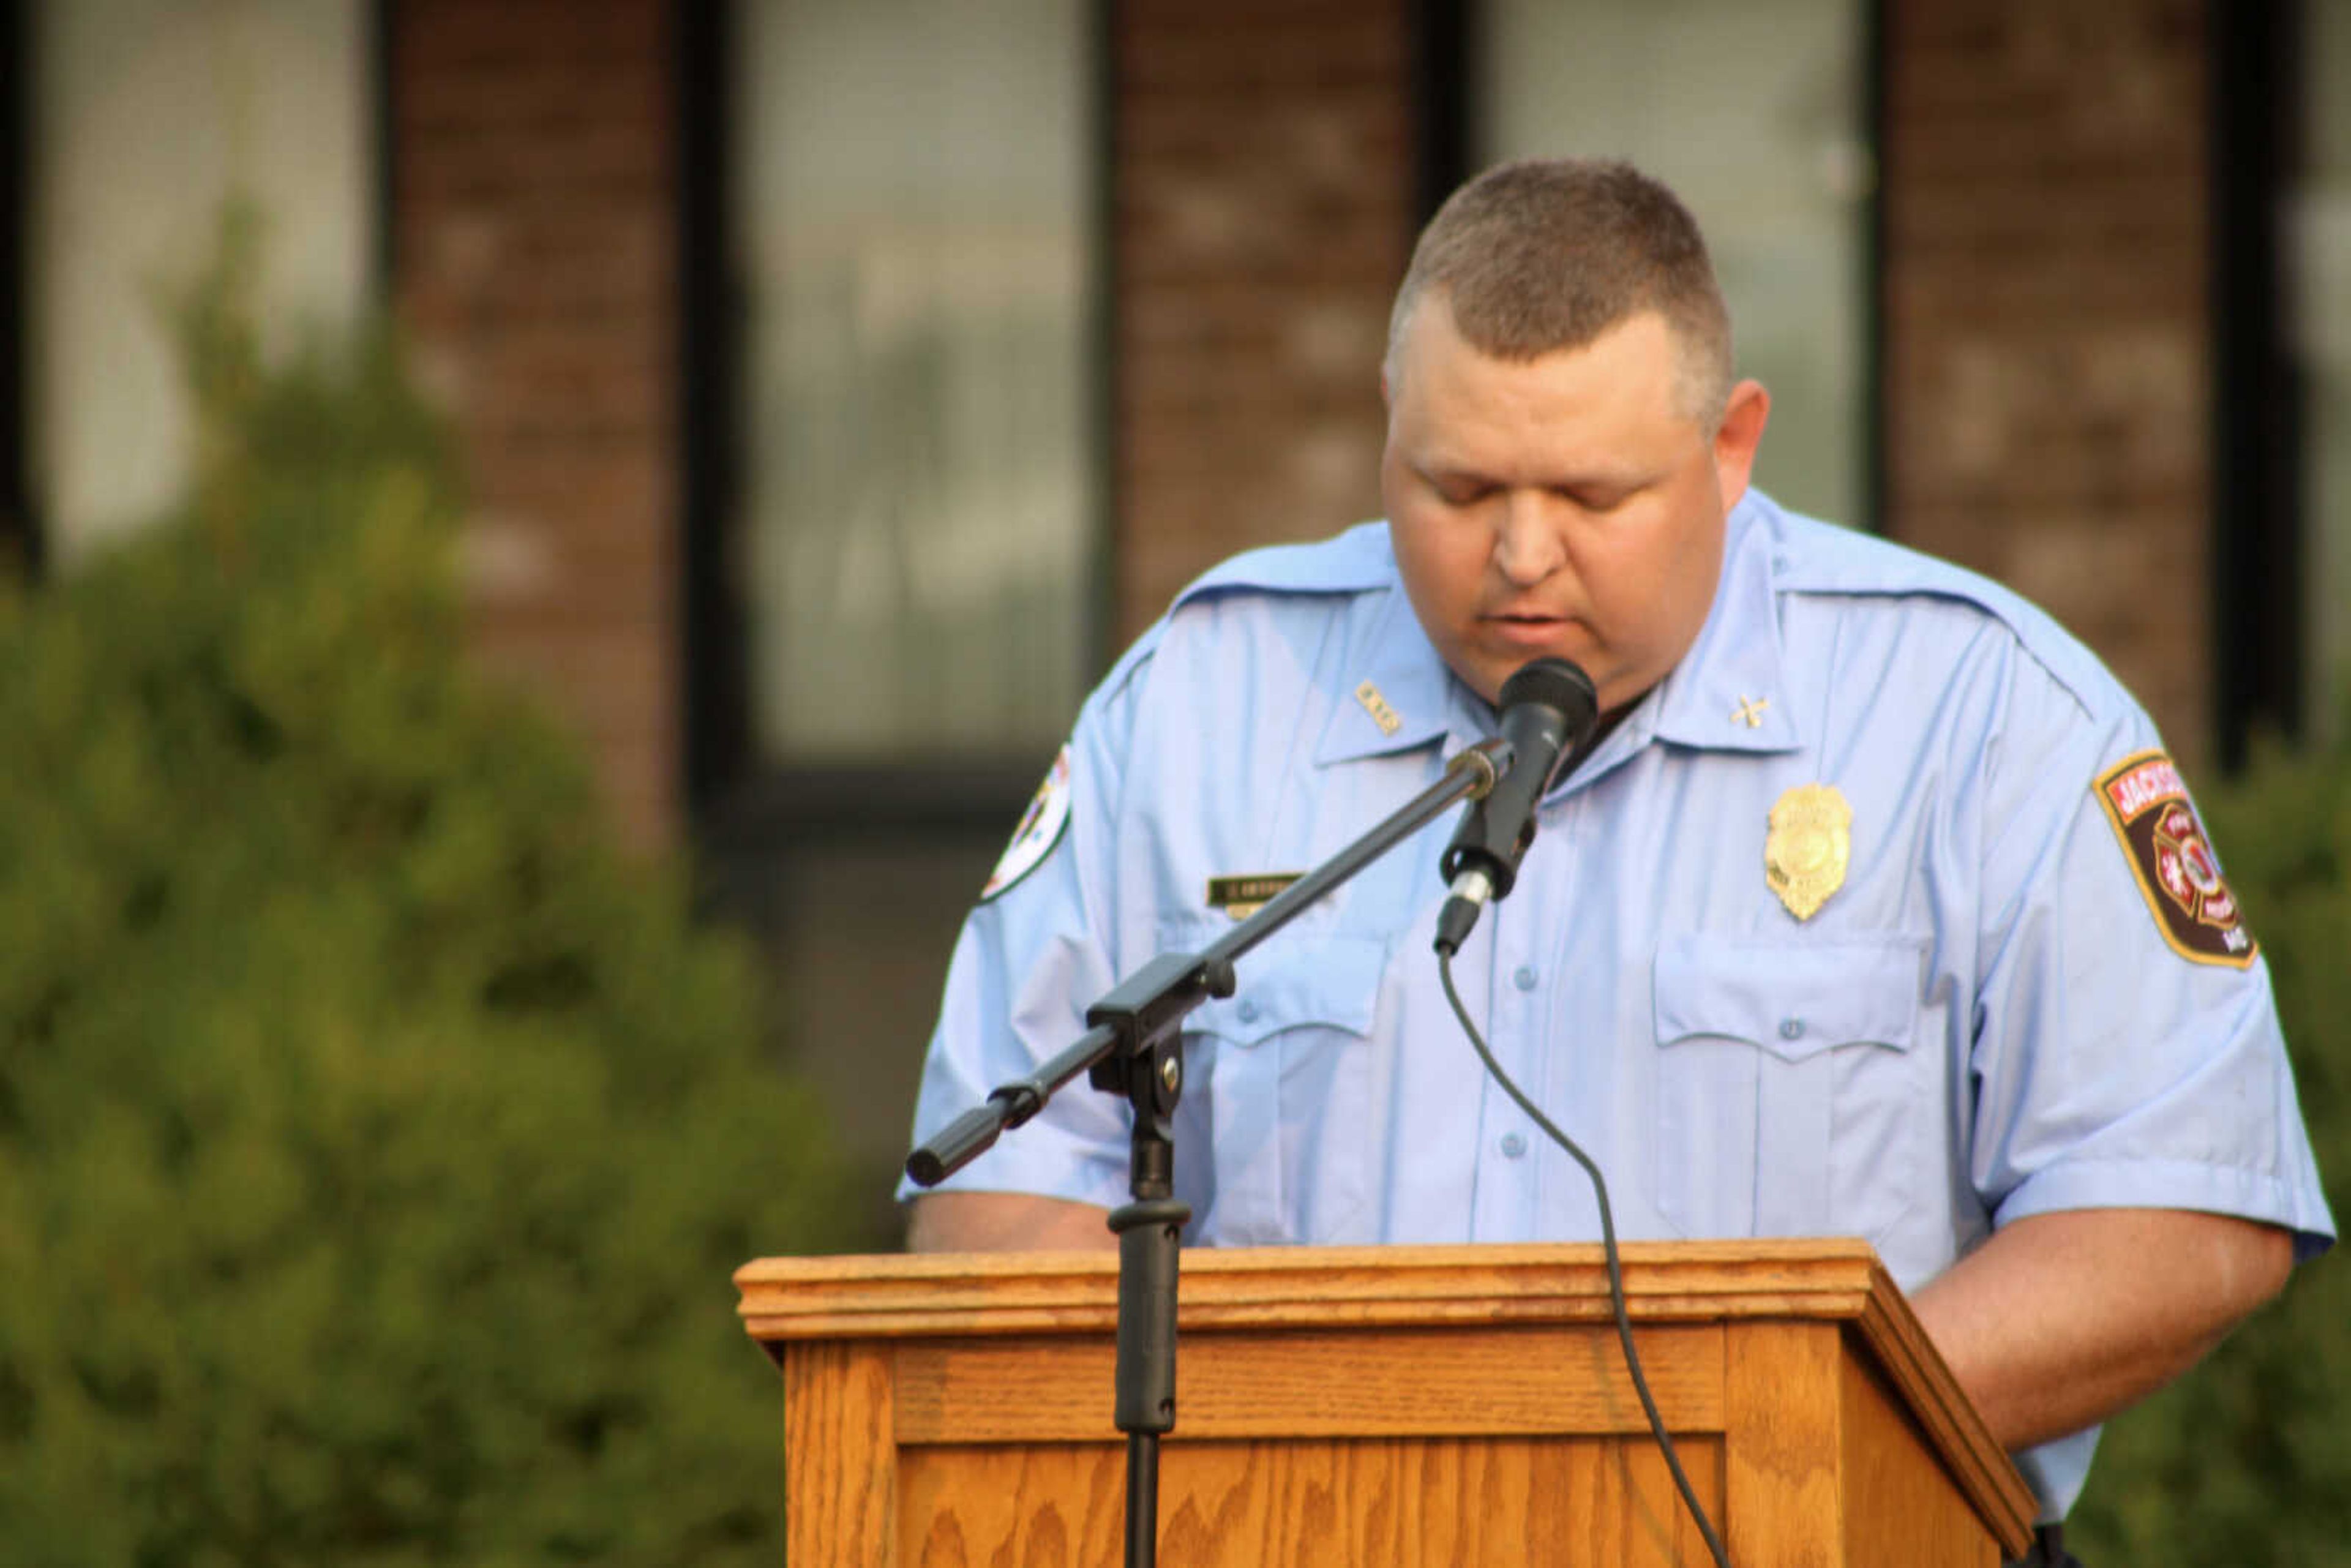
1765, 784, 1852, 921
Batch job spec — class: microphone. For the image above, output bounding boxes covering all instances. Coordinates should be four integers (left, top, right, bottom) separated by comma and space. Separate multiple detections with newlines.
1433, 657, 1599, 956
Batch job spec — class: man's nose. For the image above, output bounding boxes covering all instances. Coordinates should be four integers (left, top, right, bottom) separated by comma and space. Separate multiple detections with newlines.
1492, 492, 1566, 585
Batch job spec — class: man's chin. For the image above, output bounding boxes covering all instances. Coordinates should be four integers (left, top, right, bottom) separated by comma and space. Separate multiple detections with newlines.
1457, 653, 1652, 726
1452, 648, 1607, 711
1471, 632, 1590, 679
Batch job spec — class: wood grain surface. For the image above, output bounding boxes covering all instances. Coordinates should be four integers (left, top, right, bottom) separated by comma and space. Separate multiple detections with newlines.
898, 1435, 1725, 1567
1839, 1351, 2001, 1568
783, 1340, 897, 1567
891, 1322, 1724, 1444
1723, 1321, 1843, 1567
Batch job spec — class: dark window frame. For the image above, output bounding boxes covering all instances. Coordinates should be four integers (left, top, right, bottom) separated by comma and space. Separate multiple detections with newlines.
1860, 0, 1888, 537
2, 0, 36, 578
2209, 0, 2306, 767
1411, 0, 1471, 229
372, 0, 397, 299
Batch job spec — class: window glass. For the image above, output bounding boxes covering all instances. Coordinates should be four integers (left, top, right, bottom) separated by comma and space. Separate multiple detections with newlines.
734, 0, 1100, 763
31, 0, 373, 562
2295, 1, 2351, 740
1475, 0, 1871, 530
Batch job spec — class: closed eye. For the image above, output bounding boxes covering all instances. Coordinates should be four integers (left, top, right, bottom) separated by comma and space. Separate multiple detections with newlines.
1562, 484, 1636, 513
1420, 468, 1494, 507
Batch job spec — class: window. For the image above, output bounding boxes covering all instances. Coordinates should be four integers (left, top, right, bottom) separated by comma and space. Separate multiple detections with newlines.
730, 0, 1101, 766
27, 0, 375, 563
1473, 0, 1873, 531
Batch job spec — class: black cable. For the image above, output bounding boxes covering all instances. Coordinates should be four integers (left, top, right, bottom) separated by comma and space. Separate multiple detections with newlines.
1438, 950, 1733, 1568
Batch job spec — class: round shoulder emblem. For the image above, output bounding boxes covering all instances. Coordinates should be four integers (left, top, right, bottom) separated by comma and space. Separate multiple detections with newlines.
982, 746, 1074, 901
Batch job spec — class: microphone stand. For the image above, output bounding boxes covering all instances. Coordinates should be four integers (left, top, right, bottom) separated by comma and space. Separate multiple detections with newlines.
906, 737, 1509, 1568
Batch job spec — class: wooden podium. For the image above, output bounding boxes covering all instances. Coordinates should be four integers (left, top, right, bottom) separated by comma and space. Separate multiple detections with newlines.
736, 1239, 2036, 1566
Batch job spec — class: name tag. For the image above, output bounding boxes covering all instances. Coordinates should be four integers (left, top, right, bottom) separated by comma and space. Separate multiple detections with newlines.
1206, 872, 1303, 920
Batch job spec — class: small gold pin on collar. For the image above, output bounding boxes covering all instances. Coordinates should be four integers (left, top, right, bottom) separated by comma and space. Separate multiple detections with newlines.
1733, 696, 1770, 729
1355, 680, 1403, 737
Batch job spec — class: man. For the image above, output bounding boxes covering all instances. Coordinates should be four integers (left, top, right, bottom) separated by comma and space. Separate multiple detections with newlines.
899, 160, 2333, 1536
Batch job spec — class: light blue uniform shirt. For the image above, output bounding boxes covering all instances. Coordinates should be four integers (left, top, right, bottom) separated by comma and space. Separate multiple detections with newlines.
903, 492, 2334, 1518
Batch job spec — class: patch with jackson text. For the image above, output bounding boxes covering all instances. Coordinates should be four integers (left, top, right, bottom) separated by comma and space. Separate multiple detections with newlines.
981, 747, 1072, 901
2094, 750, 2256, 968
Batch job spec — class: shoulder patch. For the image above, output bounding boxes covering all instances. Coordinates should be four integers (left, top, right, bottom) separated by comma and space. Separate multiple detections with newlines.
2093, 751, 2257, 968
981, 747, 1073, 901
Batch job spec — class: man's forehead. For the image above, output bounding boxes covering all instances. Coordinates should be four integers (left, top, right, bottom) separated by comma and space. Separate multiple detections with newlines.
1398, 305, 1682, 407
1386, 306, 1699, 470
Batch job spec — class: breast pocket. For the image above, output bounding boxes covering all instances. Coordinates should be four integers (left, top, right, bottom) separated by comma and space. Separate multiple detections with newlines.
1651, 934, 1926, 1247
1175, 930, 1387, 1246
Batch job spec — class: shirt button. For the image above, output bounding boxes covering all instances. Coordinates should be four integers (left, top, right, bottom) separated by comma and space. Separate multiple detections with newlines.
1237, 1000, 1260, 1024
1779, 1017, 1805, 1041
1513, 966, 1537, 991
1499, 1132, 1528, 1158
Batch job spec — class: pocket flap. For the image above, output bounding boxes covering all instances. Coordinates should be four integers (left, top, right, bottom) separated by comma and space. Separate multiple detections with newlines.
1185, 934, 1387, 1049
1654, 934, 1924, 1062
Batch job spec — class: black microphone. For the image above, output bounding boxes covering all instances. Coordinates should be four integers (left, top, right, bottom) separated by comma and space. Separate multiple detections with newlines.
1433, 658, 1599, 956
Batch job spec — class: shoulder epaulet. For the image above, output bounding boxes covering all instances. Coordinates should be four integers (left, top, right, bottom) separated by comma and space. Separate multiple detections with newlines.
1092, 522, 1398, 709
1168, 521, 1397, 611
1761, 500, 2119, 717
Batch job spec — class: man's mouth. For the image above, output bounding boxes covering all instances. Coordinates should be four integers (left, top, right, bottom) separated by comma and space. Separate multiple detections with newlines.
1482, 613, 1569, 646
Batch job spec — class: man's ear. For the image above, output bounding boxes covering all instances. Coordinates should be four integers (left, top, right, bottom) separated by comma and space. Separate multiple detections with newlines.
1711, 379, 1771, 508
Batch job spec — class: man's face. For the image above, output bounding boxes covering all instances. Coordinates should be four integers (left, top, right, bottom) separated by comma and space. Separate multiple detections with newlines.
1380, 296, 1768, 713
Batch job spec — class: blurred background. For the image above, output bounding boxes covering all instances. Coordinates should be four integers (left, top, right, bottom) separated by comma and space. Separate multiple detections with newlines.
1, 0, 2345, 1562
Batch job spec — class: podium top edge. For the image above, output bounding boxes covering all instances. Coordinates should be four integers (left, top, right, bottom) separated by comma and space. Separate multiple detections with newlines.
734, 1237, 1888, 1330
739, 1235, 1877, 1277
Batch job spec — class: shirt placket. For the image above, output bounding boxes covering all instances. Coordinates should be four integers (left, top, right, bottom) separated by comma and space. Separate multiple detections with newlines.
1468, 805, 1567, 1242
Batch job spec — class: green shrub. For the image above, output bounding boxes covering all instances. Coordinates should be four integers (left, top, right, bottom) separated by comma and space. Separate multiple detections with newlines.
0, 211, 871, 1566
2067, 726, 2351, 1565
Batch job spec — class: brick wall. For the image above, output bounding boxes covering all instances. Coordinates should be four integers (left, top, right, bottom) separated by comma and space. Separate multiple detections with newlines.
380, 0, 2224, 839
1882, 0, 2213, 763
391, 0, 681, 850
1114, 0, 1417, 646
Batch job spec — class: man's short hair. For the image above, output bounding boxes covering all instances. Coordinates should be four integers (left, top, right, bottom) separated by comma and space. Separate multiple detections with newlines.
1386, 159, 1734, 427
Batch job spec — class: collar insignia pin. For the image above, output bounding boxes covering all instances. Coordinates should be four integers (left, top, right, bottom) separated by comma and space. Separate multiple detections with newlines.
1354, 680, 1403, 737
1734, 696, 1769, 729
1766, 782, 1852, 921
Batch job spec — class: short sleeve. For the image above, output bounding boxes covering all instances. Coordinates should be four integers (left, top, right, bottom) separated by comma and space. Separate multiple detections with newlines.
1967, 655, 2334, 1261
894, 653, 1153, 1212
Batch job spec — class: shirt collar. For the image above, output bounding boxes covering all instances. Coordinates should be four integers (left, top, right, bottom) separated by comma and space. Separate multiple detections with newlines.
1314, 581, 1482, 766
1315, 493, 1803, 771
1641, 490, 1802, 755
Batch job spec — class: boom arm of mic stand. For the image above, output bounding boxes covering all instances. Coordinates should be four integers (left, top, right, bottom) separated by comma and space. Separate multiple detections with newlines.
904, 735, 1509, 1190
